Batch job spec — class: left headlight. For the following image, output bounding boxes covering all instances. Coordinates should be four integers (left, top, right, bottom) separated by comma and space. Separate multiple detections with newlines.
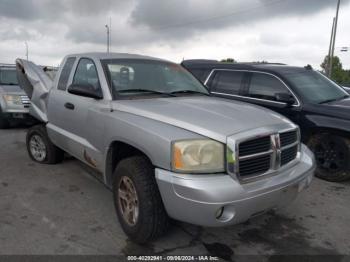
172, 139, 225, 173
3, 95, 22, 105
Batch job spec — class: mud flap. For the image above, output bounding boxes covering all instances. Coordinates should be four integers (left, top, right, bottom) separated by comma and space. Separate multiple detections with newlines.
16, 59, 53, 123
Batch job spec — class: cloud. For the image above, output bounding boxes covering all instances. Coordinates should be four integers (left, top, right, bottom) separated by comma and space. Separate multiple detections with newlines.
0, 0, 349, 69
130, 0, 348, 33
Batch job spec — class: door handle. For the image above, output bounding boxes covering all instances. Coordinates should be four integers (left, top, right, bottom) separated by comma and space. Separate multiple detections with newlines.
64, 102, 75, 110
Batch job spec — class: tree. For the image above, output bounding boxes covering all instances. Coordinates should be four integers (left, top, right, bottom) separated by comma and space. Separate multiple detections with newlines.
221, 58, 236, 63
321, 55, 350, 85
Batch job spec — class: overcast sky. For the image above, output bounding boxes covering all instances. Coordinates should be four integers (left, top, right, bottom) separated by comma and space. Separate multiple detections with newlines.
0, 0, 349, 69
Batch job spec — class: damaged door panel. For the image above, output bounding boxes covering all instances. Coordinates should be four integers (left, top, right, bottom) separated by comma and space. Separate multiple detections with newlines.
16, 59, 53, 122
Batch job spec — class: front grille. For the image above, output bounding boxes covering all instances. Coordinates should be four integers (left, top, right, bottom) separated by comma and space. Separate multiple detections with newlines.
280, 130, 297, 147
239, 136, 271, 157
236, 128, 299, 180
239, 154, 271, 177
238, 135, 272, 178
281, 145, 298, 166
21, 95, 30, 107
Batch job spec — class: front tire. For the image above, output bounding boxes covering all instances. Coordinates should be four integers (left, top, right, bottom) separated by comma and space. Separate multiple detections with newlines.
26, 125, 64, 164
112, 156, 169, 243
308, 134, 350, 182
0, 110, 9, 129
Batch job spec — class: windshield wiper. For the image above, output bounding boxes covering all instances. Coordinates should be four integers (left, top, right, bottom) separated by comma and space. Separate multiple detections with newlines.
169, 90, 209, 96
319, 95, 349, 104
117, 89, 176, 97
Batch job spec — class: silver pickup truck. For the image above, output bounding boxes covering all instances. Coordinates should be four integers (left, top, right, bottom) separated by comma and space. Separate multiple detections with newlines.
0, 64, 31, 128
16, 53, 315, 243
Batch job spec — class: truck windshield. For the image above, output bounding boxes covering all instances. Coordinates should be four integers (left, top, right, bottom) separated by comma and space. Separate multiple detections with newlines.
0, 68, 19, 85
283, 70, 349, 104
101, 59, 209, 98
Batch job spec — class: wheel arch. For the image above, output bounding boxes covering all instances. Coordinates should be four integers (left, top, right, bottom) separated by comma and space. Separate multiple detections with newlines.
105, 140, 154, 188
306, 126, 350, 142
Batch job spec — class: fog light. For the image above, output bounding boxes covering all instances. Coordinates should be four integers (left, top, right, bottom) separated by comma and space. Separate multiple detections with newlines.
215, 207, 224, 219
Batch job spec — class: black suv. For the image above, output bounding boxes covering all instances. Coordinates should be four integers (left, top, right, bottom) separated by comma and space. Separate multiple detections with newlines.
182, 60, 350, 182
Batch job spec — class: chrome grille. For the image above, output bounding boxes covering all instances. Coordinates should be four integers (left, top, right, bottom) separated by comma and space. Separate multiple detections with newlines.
280, 131, 297, 147
236, 128, 299, 180
281, 145, 298, 166
21, 95, 30, 108
280, 130, 299, 166
239, 154, 271, 177
239, 136, 271, 157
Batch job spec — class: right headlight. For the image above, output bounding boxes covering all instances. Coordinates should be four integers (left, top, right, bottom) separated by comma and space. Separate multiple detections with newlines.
172, 139, 225, 173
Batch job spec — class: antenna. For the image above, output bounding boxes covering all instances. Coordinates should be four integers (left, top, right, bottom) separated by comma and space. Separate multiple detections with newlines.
25, 41, 29, 60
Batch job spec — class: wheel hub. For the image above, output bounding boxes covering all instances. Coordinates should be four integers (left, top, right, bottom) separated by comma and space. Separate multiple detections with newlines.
29, 135, 47, 162
314, 140, 345, 172
118, 176, 139, 226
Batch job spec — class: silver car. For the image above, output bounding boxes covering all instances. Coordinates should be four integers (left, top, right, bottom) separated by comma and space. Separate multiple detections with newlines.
0, 64, 31, 128
16, 53, 315, 243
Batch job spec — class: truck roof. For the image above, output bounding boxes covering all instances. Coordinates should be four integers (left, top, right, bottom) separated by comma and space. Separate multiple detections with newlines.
66, 52, 170, 62
181, 60, 309, 74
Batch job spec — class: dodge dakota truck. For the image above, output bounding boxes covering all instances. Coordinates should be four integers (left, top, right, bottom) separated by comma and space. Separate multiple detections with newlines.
16, 53, 315, 243
0, 64, 31, 128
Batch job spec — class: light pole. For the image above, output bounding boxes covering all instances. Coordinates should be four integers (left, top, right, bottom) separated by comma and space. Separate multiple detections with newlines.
329, 0, 341, 78
105, 24, 110, 53
24, 41, 29, 60
327, 18, 335, 76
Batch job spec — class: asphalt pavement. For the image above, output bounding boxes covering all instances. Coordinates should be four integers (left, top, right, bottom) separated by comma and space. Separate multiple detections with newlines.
0, 128, 349, 261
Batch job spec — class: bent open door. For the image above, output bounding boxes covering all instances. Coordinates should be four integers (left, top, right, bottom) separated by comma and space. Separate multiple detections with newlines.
16, 59, 53, 123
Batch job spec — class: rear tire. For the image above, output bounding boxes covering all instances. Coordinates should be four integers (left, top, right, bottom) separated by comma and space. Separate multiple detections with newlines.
112, 156, 169, 243
307, 133, 350, 182
26, 125, 64, 164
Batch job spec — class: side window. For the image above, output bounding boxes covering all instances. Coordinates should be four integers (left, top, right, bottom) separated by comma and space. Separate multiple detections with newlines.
189, 68, 211, 83
209, 70, 244, 95
73, 58, 101, 91
210, 71, 244, 95
249, 73, 291, 101
57, 57, 76, 91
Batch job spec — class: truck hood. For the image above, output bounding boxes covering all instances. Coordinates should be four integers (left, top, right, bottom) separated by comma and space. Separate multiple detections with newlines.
16, 59, 53, 122
304, 97, 350, 121
112, 96, 294, 142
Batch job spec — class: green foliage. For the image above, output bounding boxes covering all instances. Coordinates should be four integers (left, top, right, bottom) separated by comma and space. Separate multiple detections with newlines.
321, 55, 350, 85
221, 58, 236, 63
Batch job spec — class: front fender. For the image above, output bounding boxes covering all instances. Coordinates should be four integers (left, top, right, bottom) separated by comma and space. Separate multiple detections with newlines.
103, 111, 205, 170
304, 114, 350, 139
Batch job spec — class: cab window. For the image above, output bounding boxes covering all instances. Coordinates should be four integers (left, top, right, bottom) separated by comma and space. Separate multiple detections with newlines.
73, 58, 101, 92
189, 68, 211, 83
57, 57, 76, 91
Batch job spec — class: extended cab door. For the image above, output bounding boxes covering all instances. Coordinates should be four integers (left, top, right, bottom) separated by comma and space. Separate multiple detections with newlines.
47, 57, 108, 171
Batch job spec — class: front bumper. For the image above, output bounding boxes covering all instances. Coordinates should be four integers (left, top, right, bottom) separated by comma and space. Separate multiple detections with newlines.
155, 144, 315, 227
1, 111, 30, 120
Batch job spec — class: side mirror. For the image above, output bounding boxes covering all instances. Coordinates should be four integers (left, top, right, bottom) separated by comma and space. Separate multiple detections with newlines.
275, 92, 295, 106
67, 84, 103, 100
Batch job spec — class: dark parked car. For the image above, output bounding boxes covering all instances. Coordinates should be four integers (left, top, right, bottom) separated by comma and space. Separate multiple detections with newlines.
182, 60, 350, 182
